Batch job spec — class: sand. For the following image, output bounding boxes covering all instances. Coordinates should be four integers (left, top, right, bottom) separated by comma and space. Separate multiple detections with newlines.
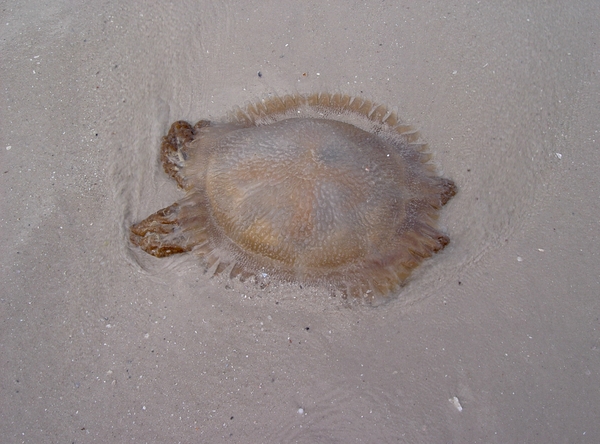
2, 1, 599, 442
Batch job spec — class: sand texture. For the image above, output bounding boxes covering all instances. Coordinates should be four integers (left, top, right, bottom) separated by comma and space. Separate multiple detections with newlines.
2, 1, 599, 442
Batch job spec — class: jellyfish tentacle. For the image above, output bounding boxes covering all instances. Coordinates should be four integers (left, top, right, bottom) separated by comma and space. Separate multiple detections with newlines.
160, 121, 195, 189
130, 202, 193, 257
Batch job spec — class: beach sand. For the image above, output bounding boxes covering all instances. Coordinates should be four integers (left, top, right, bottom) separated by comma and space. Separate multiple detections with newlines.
2, 1, 599, 442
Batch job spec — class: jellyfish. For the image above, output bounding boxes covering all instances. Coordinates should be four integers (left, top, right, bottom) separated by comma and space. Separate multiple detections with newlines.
130, 93, 457, 301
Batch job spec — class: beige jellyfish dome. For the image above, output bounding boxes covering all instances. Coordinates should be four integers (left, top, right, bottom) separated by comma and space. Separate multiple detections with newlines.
130, 93, 456, 301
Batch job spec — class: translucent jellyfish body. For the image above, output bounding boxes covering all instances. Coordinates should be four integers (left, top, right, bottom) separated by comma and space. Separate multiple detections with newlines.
130, 93, 457, 301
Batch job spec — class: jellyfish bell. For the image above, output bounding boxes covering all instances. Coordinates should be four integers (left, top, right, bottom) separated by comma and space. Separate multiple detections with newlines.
130, 93, 457, 302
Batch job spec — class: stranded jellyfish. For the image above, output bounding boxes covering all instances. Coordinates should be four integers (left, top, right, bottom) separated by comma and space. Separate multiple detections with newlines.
130, 93, 457, 301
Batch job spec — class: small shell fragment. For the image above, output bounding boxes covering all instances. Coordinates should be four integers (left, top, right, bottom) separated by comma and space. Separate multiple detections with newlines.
450, 396, 463, 412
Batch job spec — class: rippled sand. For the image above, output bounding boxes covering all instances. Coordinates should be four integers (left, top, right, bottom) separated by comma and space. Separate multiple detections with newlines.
2, 1, 599, 442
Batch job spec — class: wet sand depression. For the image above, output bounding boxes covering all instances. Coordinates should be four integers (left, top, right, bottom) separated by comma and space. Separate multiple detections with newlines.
2, 1, 599, 442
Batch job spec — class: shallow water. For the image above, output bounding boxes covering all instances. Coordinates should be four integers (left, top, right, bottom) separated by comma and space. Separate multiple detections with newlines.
2, 1, 600, 442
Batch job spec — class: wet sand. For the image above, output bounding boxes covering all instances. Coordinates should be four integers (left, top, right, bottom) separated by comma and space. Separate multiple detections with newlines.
2, 1, 599, 442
